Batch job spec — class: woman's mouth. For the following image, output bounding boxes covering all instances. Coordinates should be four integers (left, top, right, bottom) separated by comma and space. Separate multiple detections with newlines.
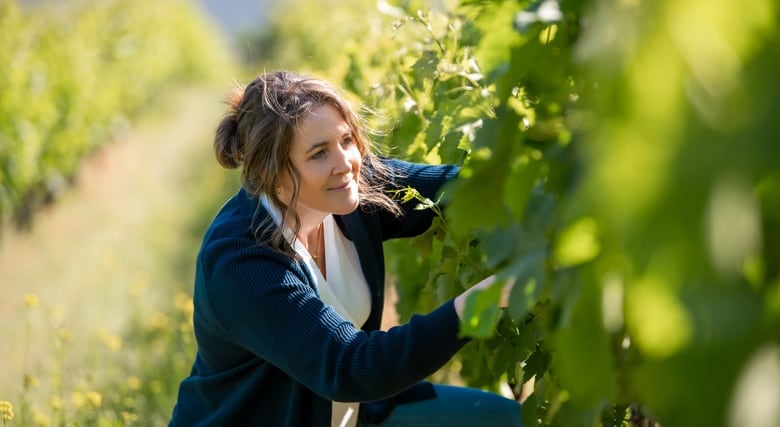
328, 180, 354, 191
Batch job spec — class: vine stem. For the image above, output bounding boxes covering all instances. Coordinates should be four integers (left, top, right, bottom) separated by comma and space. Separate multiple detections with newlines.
399, 187, 488, 278
412, 12, 446, 54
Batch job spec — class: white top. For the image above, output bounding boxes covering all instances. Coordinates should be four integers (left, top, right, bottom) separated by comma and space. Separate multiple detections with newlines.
295, 214, 371, 328
259, 195, 371, 427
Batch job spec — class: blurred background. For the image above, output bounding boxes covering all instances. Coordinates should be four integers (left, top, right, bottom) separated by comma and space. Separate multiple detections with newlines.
1, 0, 778, 426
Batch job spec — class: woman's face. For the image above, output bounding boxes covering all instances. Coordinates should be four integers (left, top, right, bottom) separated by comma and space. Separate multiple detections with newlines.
281, 103, 362, 222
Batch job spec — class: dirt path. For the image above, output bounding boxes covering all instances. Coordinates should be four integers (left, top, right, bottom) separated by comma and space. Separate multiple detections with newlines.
0, 86, 227, 395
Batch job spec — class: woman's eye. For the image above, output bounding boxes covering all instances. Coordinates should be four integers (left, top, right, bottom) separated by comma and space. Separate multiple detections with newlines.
310, 149, 327, 160
342, 136, 354, 146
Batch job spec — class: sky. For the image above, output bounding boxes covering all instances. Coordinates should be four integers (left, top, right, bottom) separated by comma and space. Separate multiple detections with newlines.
195, 0, 274, 41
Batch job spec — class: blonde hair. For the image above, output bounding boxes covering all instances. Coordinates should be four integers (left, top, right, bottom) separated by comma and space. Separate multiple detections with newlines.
214, 71, 401, 256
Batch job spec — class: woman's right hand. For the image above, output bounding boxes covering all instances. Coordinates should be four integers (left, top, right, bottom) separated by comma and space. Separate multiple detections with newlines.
453, 274, 515, 320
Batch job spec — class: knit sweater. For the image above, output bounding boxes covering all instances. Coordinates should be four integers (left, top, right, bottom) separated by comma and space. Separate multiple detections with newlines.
169, 159, 466, 426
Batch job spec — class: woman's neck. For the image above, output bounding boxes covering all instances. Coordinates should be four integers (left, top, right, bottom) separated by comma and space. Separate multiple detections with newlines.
293, 210, 328, 252
297, 212, 328, 277
296, 218, 324, 241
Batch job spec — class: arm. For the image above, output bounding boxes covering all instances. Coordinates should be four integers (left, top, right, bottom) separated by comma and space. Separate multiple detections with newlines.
376, 158, 459, 240
199, 235, 469, 403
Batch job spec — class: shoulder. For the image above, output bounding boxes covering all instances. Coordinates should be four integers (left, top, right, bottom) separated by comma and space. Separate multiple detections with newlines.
196, 211, 313, 319
198, 190, 298, 278
201, 189, 266, 247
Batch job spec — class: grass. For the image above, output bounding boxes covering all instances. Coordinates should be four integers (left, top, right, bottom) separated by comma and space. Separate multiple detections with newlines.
0, 84, 239, 426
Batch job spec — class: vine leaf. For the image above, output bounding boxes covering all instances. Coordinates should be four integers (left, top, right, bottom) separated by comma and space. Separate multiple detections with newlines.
552, 278, 618, 408
459, 278, 507, 338
409, 216, 445, 258
553, 216, 601, 268
506, 248, 546, 320
523, 344, 552, 384
445, 106, 519, 233
504, 150, 543, 222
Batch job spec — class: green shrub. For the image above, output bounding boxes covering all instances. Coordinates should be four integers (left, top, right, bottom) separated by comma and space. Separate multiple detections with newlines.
244, 0, 780, 425
0, 0, 234, 229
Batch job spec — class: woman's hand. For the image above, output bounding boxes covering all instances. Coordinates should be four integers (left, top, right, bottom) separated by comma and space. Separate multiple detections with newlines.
454, 274, 515, 320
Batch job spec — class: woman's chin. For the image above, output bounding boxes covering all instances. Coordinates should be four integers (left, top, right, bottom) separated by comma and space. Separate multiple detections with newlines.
335, 197, 360, 215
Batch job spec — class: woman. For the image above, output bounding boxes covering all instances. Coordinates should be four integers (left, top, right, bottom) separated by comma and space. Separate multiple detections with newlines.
169, 71, 521, 426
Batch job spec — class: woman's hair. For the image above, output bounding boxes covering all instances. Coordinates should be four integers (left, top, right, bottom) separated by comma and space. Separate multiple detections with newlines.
214, 70, 401, 255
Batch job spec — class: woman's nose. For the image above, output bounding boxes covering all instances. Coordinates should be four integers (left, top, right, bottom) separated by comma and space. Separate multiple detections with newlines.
332, 145, 353, 174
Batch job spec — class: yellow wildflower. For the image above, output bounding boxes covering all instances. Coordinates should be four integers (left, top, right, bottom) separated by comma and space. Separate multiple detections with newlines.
179, 321, 192, 333
174, 292, 194, 317
24, 374, 40, 389
24, 293, 39, 308
71, 391, 86, 409
97, 329, 123, 352
84, 391, 102, 409
56, 328, 72, 343
0, 400, 14, 421
32, 408, 51, 426
70, 391, 103, 410
49, 395, 63, 411
147, 312, 169, 331
121, 411, 139, 423
126, 376, 142, 390
149, 380, 163, 394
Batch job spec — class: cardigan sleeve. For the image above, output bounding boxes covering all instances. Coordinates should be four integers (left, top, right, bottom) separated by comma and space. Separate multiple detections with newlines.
375, 159, 459, 240
198, 231, 469, 403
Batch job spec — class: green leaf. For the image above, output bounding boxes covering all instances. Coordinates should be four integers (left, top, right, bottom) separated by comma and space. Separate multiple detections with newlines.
445, 106, 520, 233
523, 344, 552, 384
553, 216, 601, 267
504, 149, 543, 222
481, 224, 523, 269
441, 244, 458, 259
424, 113, 445, 152
506, 249, 546, 320
551, 275, 617, 408
460, 279, 506, 338
409, 219, 441, 258
438, 256, 459, 276
471, 1, 524, 80
411, 50, 440, 85
405, 125, 430, 160
491, 340, 521, 382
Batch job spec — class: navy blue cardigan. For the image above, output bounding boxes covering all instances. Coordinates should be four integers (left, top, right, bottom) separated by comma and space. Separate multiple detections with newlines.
170, 159, 466, 426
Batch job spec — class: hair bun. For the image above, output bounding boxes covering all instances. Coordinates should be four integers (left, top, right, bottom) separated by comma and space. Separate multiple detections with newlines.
214, 113, 242, 169
226, 85, 244, 112
213, 84, 248, 169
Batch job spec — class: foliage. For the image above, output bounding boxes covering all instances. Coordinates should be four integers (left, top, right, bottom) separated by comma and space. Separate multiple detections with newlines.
0, 0, 233, 230
248, 0, 780, 425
